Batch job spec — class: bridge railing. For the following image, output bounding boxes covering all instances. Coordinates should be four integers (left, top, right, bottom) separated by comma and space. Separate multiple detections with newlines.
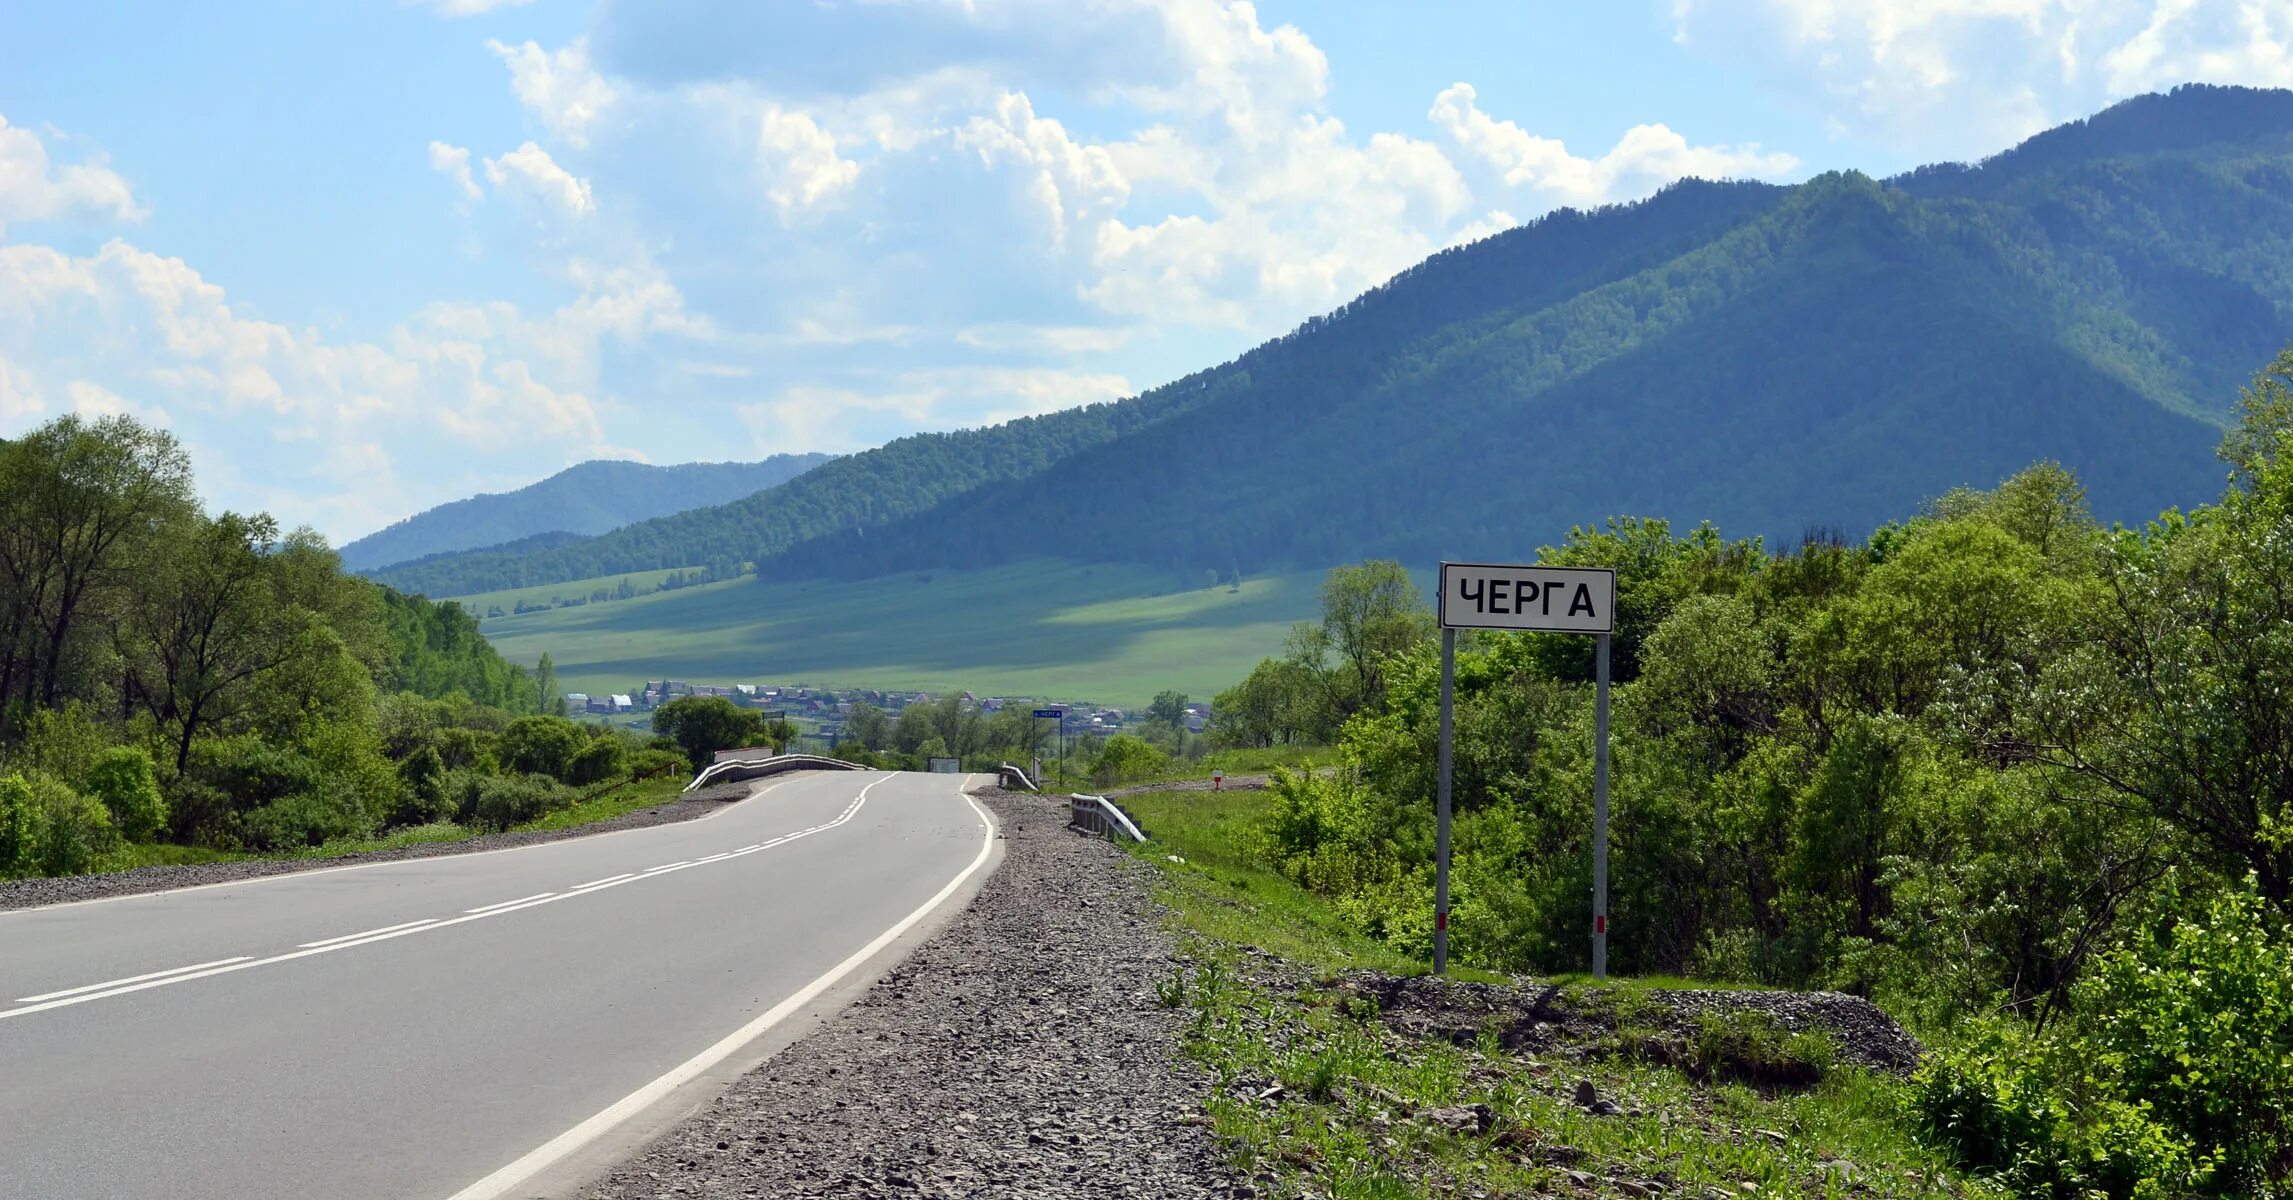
1069, 793, 1146, 843
684, 753, 868, 792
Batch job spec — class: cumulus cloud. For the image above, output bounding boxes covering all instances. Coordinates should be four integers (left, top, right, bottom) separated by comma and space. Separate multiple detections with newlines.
736, 365, 1130, 453
483, 142, 595, 216
0, 239, 711, 539
1430, 83, 1798, 204
428, 140, 483, 201
1673, 0, 2293, 154
757, 106, 860, 216
0, 114, 144, 234
488, 38, 617, 149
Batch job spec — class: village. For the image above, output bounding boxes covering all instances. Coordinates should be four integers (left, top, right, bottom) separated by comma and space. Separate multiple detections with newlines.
561, 679, 1211, 749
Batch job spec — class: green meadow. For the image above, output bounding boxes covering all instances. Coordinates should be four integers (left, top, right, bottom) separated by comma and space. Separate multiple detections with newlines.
461, 559, 1326, 706
443, 565, 703, 616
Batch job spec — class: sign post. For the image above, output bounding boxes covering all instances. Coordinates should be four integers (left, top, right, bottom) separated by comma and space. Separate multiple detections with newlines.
1435, 561, 1616, 978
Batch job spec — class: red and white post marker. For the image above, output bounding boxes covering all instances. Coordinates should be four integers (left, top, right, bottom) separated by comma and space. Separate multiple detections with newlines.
1211, 770, 1223, 792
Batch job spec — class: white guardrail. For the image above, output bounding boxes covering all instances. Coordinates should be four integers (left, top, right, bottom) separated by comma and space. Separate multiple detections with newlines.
997, 762, 1037, 791
684, 752, 868, 792
1069, 793, 1146, 843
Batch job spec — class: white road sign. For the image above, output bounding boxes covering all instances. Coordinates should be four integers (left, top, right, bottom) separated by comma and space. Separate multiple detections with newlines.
1438, 562, 1615, 633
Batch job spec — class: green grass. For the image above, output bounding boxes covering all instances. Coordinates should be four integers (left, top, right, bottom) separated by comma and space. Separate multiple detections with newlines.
444, 566, 702, 617
466, 558, 1327, 708
98, 774, 691, 874
1122, 786, 1990, 1200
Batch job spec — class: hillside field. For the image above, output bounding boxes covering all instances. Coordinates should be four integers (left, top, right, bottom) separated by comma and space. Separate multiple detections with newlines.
463, 560, 1338, 706
443, 566, 704, 618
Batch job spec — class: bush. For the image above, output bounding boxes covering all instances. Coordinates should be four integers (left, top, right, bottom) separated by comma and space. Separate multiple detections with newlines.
469, 773, 577, 831
563, 738, 627, 787
1089, 733, 1168, 785
240, 791, 375, 851
628, 748, 688, 780
0, 774, 33, 875
499, 716, 587, 781
1912, 882, 2293, 1197
17, 774, 121, 876
392, 745, 450, 826
81, 747, 169, 842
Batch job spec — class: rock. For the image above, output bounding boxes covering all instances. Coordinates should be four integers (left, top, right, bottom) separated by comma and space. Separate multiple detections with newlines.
1589, 1099, 1624, 1117
1422, 1104, 1493, 1135
1573, 1079, 1598, 1108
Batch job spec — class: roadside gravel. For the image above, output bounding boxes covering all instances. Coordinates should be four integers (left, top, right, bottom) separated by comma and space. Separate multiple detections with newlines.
579, 789, 1237, 1200
0, 779, 756, 913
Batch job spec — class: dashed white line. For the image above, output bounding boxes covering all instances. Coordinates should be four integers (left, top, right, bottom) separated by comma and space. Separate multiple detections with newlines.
572, 873, 636, 891
693, 853, 733, 864
465, 893, 554, 915
299, 920, 438, 948
646, 861, 694, 873
15, 956, 254, 1003
0, 773, 891, 1024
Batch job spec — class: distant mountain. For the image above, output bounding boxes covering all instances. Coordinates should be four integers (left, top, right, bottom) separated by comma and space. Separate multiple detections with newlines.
341, 455, 832, 573
373, 85, 2293, 598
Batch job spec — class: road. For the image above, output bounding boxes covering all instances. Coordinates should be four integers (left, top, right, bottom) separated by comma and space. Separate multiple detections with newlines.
0, 769, 996, 1200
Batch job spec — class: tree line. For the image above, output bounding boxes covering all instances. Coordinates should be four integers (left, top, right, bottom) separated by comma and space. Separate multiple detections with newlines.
1207, 346, 2293, 1197
0, 415, 690, 873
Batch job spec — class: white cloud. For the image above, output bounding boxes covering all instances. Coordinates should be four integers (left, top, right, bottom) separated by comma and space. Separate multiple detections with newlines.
483, 142, 594, 216
406, 0, 534, 14
0, 114, 144, 234
488, 38, 617, 149
737, 366, 1129, 453
0, 239, 712, 540
1673, 0, 2293, 153
428, 140, 483, 201
758, 106, 860, 217
1430, 83, 1799, 204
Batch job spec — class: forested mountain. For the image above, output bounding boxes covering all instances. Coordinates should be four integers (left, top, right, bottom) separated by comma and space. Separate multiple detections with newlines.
378, 85, 2293, 597
340, 454, 832, 572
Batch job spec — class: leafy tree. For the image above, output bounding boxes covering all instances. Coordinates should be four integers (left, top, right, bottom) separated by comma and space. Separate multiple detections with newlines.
1210, 658, 1317, 748
843, 703, 892, 751
498, 716, 587, 782
651, 696, 765, 771
1090, 733, 1167, 785
1282, 560, 1433, 738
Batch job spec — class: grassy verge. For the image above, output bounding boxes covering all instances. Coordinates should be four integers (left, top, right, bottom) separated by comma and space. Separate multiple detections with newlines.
1119, 787, 1989, 1200
103, 773, 694, 872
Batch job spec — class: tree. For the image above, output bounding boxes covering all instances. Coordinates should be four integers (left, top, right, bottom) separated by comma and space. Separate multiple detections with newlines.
0, 414, 197, 726
534, 652, 561, 716
1211, 658, 1317, 748
81, 747, 168, 842
498, 716, 587, 781
1147, 690, 1189, 730
843, 703, 892, 751
1282, 560, 1434, 738
651, 696, 765, 771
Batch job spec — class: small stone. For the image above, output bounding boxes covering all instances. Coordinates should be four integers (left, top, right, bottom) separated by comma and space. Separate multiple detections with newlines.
1573, 1079, 1598, 1108
1755, 1128, 1786, 1145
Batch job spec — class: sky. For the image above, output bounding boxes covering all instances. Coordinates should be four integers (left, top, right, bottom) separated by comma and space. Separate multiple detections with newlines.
3, 1, 2291, 545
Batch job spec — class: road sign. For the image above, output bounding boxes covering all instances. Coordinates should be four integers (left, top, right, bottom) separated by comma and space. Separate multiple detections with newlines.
1032, 709, 1064, 719
759, 709, 788, 720
1439, 562, 1615, 632
927, 756, 962, 774
1433, 560, 1617, 981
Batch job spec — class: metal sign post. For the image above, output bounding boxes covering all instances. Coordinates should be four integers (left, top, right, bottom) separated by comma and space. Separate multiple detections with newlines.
1033, 709, 1065, 786
1435, 561, 1616, 978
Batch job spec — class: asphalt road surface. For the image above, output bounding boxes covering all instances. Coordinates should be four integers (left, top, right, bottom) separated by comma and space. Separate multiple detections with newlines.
0, 769, 995, 1200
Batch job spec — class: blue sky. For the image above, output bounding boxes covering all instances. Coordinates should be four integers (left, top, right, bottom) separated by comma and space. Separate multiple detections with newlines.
3, 0, 2289, 543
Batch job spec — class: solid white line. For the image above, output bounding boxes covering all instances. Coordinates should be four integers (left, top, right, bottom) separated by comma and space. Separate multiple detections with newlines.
299, 920, 438, 948
465, 893, 554, 915
14, 956, 254, 1003
0, 774, 891, 1024
0, 774, 821, 919
444, 775, 995, 1200
646, 861, 694, 873
572, 873, 637, 891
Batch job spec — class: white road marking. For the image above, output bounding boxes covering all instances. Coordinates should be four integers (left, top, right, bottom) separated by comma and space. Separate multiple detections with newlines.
14, 956, 253, 1003
572, 873, 636, 890
465, 893, 553, 915
299, 920, 438, 949
646, 861, 694, 873
693, 853, 732, 864
445, 776, 997, 1200
0, 774, 891, 1025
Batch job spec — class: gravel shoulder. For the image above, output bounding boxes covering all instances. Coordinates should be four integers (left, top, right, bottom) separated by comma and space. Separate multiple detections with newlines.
0, 779, 756, 913
578, 788, 1237, 1200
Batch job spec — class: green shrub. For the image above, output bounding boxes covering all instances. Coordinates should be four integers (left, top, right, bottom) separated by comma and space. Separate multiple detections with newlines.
21, 774, 121, 876
1912, 883, 2293, 1197
628, 748, 688, 780
81, 747, 168, 842
470, 773, 576, 831
392, 745, 449, 826
0, 774, 34, 875
240, 791, 375, 851
1089, 733, 1168, 784
499, 716, 587, 781
563, 738, 627, 787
